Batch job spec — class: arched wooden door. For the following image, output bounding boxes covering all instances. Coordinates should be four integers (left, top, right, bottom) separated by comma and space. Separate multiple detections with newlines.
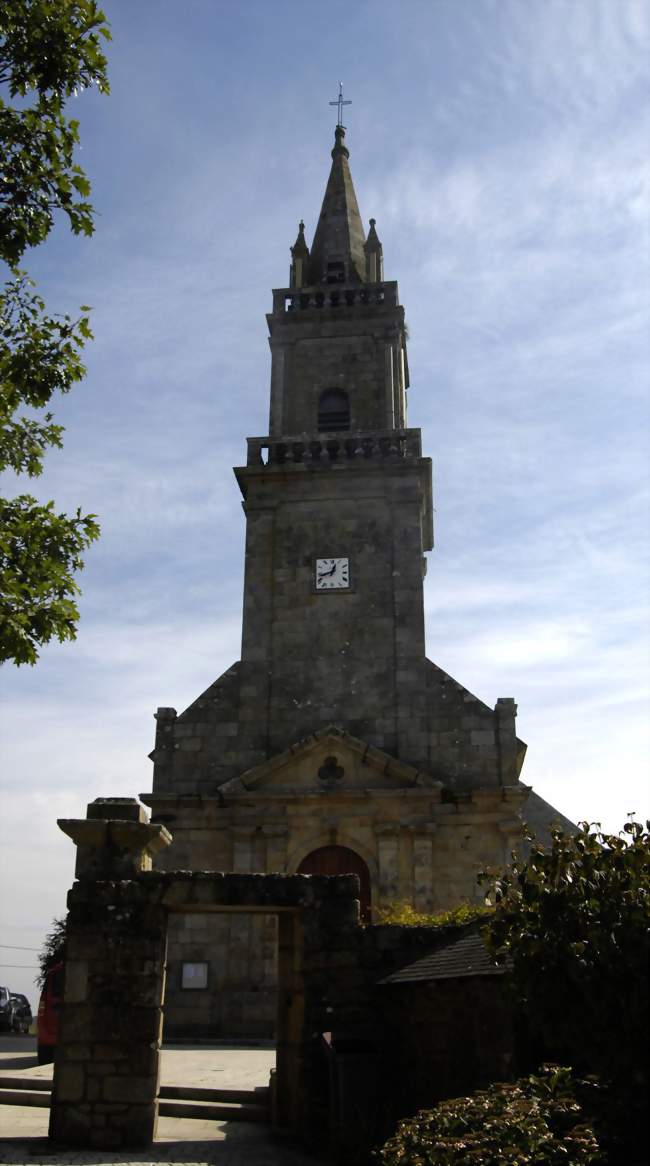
297, 846, 371, 921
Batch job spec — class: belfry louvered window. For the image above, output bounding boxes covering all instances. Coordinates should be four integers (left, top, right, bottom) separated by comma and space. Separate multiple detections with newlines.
318, 388, 350, 431
326, 261, 345, 283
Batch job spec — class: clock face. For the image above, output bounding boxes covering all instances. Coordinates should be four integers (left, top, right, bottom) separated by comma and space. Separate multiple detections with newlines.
316, 557, 350, 590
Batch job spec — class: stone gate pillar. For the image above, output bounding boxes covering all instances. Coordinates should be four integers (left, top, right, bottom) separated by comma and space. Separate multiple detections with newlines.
50, 799, 171, 1150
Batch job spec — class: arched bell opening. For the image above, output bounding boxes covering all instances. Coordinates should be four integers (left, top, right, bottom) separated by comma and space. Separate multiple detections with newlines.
297, 844, 371, 921
317, 388, 350, 432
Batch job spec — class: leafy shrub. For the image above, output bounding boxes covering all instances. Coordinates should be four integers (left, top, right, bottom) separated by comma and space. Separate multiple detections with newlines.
480, 820, 649, 1086
37, 916, 66, 989
373, 901, 490, 928
376, 1066, 602, 1166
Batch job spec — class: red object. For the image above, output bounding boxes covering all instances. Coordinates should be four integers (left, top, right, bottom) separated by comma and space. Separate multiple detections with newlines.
37, 961, 63, 1064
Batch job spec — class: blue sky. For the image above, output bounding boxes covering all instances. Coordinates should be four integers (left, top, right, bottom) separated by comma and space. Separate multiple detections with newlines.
1, 0, 649, 1001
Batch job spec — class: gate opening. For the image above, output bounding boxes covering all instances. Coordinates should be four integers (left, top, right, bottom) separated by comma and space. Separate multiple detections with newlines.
163, 911, 278, 1040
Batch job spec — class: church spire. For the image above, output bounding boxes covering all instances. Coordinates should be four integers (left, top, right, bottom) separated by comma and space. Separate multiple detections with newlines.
307, 125, 367, 285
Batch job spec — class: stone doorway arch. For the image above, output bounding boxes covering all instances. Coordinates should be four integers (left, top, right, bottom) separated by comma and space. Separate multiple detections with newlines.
298, 845, 371, 920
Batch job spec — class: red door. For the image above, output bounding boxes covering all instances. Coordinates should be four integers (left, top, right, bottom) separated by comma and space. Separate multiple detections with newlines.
297, 846, 371, 921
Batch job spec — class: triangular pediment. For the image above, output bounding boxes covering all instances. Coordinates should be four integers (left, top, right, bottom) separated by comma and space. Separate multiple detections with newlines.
218, 726, 442, 797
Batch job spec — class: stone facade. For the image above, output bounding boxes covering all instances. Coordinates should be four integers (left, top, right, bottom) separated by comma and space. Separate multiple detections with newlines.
141, 124, 558, 1037
147, 722, 524, 1036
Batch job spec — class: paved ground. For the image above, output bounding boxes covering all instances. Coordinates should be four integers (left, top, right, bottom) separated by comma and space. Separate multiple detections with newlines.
0, 1037, 314, 1165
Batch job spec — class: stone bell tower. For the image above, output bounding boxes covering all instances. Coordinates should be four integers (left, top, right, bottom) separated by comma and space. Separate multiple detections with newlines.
235, 122, 433, 768
143, 121, 554, 1038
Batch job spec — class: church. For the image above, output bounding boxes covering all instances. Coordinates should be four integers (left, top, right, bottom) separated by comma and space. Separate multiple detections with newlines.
142, 119, 565, 1038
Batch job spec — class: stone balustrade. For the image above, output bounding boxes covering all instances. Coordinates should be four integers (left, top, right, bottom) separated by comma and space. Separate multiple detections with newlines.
246, 427, 422, 468
272, 280, 398, 314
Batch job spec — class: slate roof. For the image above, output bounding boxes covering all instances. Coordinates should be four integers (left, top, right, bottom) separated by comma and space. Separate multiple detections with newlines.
520, 789, 578, 850
380, 929, 508, 985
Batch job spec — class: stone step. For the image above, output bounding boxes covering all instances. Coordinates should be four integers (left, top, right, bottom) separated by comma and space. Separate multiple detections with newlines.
0, 1078, 270, 1123
158, 1099, 268, 1122
159, 1084, 269, 1105
0, 1077, 52, 1091
0, 1089, 51, 1108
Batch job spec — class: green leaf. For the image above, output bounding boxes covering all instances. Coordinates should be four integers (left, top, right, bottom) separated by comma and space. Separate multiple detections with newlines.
0, 494, 100, 665
0, 1, 110, 264
481, 820, 650, 1091
1, 273, 92, 440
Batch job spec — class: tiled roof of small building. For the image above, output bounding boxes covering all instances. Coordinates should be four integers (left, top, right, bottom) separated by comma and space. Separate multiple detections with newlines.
380, 929, 508, 984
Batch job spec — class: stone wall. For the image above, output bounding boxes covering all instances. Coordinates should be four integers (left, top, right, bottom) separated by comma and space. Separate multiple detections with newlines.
267, 295, 407, 437
149, 659, 523, 797
49, 882, 168, 1150
150, 663, 262, 795
235, 455, 432, 769
425, 665, 524, 789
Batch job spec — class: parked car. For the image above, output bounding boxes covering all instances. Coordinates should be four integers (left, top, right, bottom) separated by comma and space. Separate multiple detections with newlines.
9, 993, 32, 1034
37, 962, 63, 1064
0, 986, 12, 1032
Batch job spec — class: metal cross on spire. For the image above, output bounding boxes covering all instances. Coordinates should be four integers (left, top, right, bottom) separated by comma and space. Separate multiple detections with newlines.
329, 81, 351, 128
